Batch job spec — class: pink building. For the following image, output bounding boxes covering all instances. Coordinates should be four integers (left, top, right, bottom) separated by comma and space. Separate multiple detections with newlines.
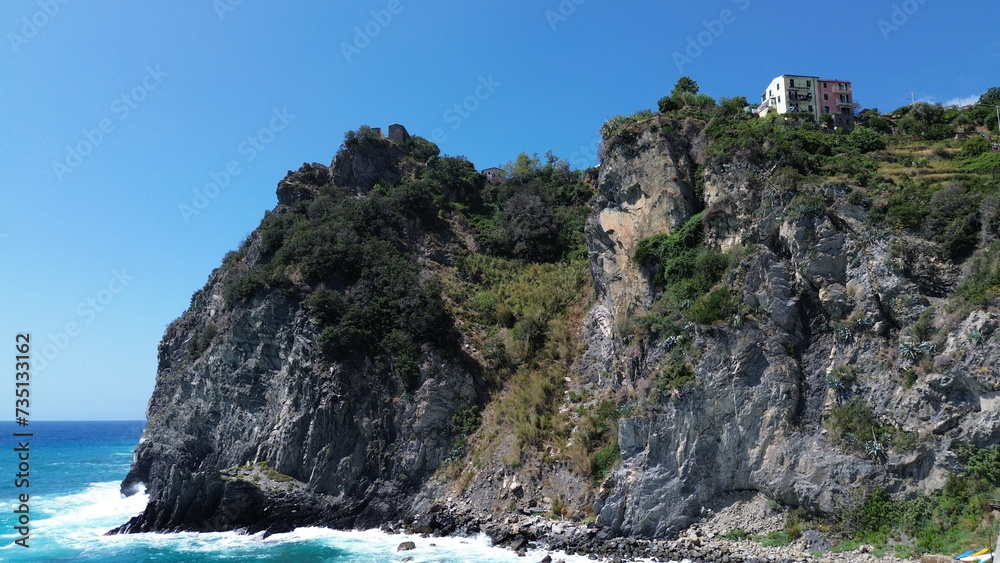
818, 79, 859, 129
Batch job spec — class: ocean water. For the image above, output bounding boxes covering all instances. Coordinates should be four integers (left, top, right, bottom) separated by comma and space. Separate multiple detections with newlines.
0, 421, 599, 562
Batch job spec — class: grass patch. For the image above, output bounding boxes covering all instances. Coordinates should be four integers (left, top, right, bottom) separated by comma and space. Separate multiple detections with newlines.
722, 529, 749, 541
754, 531, 792, 547
590, 441, 621, 483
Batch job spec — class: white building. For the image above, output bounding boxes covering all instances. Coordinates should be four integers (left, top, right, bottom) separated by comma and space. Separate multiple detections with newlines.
754, 74, 820, 121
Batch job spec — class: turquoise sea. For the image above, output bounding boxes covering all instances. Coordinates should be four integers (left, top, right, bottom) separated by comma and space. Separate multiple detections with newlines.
0, 421, 597, 562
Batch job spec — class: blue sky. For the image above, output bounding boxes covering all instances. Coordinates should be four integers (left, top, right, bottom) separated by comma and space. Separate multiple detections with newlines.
2, 0, 998, 420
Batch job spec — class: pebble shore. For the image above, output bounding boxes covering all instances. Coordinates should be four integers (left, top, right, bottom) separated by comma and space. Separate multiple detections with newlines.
394, 498, 912, 563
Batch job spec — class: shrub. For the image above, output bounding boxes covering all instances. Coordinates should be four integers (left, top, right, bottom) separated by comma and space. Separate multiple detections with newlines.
512, 314, 547, 351
962, 136, 992, 158
188, 322, 218, 359
652, 357, 697, 400
846, 126, 886, 153
924, 183, 982, 260
634, 211, 708, 288
722, 529, 749, 540
834, 445, 1000, 554
685, 287, 736, 325
826, 397, 882, 448
658, 96, 681, 113
402, 135, 440, 162
342, 124, 382, 147
497, 193, 559, 261
951, 241, 1000, 305
225, 273, 266, 305
590, 442, 621, 482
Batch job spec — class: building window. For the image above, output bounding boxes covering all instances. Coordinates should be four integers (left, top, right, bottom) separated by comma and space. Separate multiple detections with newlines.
824, 106, 830, 114
808, 105, 813, 112
806, 80, 811, 87
788, 79, 794, 87
839, 83, 846, 90
778, 96, 781, 103
824, 93, 829, 100
823, 82, 828, 88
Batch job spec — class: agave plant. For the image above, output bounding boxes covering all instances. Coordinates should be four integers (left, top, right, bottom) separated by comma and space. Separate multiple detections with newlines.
859, 228, 884, 246
834, 324, 854, 344
968, 328, 984, 347
731, 313, 745, 329
853, 314, 875, 332
864, 436, 886, 462
899, 340, 923, 361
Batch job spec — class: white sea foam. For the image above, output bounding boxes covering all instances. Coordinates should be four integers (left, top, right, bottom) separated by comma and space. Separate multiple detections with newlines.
3, 479, 628, 562
247, 527, 612, 562
99, 525, 612, 562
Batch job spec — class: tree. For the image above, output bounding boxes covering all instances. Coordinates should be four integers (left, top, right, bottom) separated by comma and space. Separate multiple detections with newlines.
857, 108, 881, 120
847, 126, 886, 153
343, 124, 382, 148
714, 96, 749, 119
867, 115, 894, 134
976, 88, 1000, 133
910, 102, 946, 126
898, 115, 923, 137
979, 87, 1000, 107
504, 152, 543, 182
498, 193, 558, 261
962, 135, 991, 158
658, 96, 681, 113
671, 76, 699, 98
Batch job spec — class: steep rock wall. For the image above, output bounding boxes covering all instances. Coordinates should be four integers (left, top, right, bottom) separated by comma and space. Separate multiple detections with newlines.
586, 123, 703, 325
585, 118, 1000, 538
115, 156, 481, 534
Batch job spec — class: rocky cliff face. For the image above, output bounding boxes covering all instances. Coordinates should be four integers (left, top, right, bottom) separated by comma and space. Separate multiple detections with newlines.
114, 139, 482, 534
116, 117, 1000, 545
587, 120, 704, 322
585, 116, 999, 538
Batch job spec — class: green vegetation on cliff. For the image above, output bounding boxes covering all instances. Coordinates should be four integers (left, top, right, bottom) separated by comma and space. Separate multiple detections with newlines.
205, 74, 1000, 549
832, 444, 1000, 555
601, 77, 1000, 554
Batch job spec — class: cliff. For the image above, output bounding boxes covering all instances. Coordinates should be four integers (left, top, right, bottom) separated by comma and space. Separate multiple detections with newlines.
114, 113, 1000, 555
114, 130, 485, 533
